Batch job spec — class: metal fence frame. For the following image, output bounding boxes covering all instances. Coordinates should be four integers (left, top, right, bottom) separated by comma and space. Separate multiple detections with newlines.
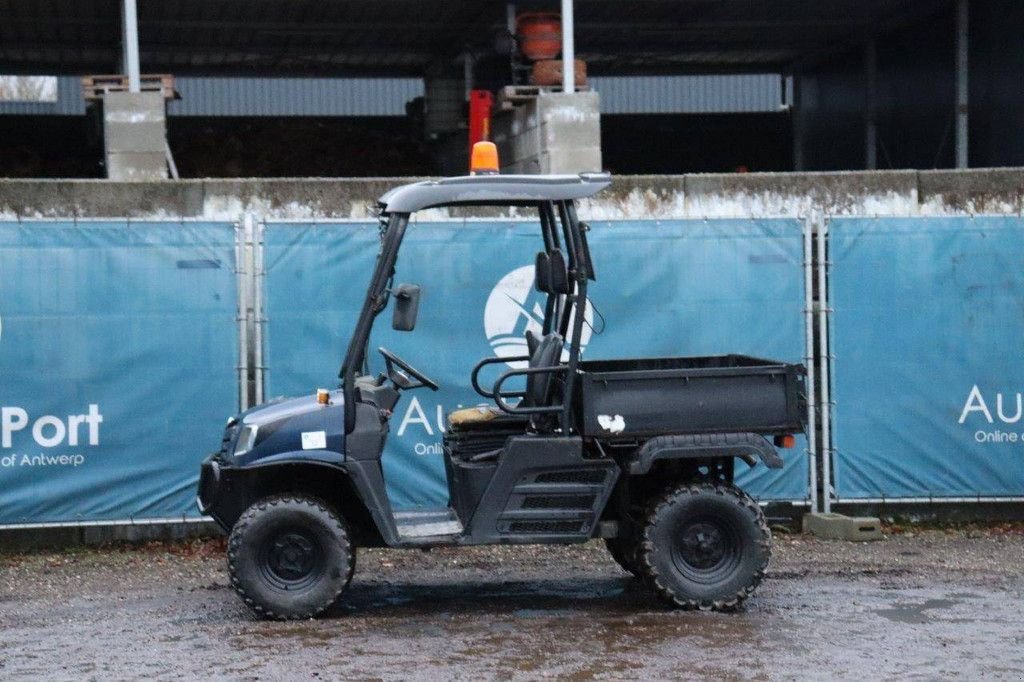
9, 208, 1024, 529
256, 215, 815, 507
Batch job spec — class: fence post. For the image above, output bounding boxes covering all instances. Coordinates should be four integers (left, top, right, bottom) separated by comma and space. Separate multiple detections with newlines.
816, 215, 834, 512
253, 218, 266, 405
234, 219, 250, 411
803, 215, 820, 512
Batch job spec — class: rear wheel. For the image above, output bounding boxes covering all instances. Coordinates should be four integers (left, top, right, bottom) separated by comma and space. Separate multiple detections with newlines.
228, 495, 355, 620
640, 483, 770, 611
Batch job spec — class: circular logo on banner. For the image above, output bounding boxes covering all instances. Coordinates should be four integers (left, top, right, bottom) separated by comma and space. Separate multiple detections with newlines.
484, 265, 592, 369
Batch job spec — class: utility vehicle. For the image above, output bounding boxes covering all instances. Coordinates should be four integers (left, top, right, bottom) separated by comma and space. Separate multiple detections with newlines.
198, 145, 806, 619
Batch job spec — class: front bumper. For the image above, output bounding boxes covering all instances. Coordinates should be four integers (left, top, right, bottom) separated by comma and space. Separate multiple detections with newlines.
196, 453, 236, 531
197, 454, 221, 515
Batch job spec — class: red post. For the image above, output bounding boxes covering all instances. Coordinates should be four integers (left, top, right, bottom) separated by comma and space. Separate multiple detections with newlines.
468, 89, 494, 153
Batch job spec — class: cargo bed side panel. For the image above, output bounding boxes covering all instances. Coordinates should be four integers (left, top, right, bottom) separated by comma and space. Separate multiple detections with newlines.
578, 356, 804, 438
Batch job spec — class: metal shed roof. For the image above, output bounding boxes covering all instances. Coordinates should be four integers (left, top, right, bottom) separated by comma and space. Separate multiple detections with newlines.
0, 0, 949, 77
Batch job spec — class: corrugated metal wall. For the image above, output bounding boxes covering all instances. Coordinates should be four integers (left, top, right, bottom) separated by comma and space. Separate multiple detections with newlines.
2, 75, 790, 117
0, 76, 87, 115
1, 74, 787, 117
590, 74, 788, 114
168, 77, 424, 116
0, 76, 424, 117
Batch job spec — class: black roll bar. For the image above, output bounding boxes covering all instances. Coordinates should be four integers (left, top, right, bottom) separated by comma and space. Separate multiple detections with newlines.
471, 355, 529, 399
492, 365, 570, 417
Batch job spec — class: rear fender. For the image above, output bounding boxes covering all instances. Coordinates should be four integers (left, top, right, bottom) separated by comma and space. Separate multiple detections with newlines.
629, 433, 783, 475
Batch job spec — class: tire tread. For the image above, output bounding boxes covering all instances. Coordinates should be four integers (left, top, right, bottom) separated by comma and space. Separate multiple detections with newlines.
640, 482, 770, 611
227, 494, 355, 620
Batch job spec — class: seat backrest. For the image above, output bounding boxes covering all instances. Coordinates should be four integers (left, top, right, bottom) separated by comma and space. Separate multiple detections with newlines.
525, 329, 540, 357
526, 332, 564, 408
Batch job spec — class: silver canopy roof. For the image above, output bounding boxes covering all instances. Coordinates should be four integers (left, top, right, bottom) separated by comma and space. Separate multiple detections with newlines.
377, 173, 612, 213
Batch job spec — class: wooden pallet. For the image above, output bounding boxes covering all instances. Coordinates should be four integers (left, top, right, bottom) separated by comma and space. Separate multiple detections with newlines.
496, 84, 591, 111
81, 74, 177, 100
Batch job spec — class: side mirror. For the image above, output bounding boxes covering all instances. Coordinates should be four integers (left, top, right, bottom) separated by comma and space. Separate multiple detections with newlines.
391, 284, 421, 331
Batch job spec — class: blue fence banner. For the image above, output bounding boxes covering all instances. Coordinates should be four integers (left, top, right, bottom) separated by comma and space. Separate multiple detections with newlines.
0, 221, 238, 524
263, 218, 808, 508
830, 216, 1024, 499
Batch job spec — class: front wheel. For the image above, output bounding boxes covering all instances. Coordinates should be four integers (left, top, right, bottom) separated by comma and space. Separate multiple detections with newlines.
228, 495, 355, 620
640, 483, 770, 611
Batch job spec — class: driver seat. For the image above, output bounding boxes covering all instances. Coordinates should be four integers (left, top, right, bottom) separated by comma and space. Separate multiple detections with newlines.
448, 331, 564, 432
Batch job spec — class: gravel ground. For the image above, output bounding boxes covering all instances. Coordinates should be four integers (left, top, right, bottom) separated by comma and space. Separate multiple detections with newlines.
1, 526, 1023, 680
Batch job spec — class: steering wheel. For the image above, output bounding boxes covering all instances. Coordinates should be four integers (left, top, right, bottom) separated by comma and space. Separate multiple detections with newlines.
378, 347, 439, 391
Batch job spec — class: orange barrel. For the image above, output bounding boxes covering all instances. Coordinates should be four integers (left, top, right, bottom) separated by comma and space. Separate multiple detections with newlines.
517, 12, 562, 61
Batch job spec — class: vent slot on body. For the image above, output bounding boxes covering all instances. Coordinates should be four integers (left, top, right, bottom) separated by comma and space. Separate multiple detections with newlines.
522, 494, 596, 510
509, 520, 586, 534
535, 469, 607, 484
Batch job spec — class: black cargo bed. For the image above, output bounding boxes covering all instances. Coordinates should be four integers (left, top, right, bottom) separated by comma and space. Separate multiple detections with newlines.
576, 354, 805, 438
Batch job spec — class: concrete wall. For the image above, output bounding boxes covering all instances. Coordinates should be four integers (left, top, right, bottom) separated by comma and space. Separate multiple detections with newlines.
492, 91, 603, 175
0, 168, 1021, 222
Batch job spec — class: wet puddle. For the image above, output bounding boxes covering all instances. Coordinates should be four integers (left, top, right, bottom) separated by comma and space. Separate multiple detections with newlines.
875, 598, 962, 624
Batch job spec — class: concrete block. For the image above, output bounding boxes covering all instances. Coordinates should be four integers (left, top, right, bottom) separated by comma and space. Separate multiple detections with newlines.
105, 152, 168, 182
105, 121, 167, 153
918, 168, 1024, 214
685, 170, 919, 219
73, 180, 205, 218
504, 157, 543, 175
541, 119, 601, 149
541, 147, 603, 174
101, 91, 168, 180
511, 129, 543, 160
803, 512, 884, 542
537, 89, 600, 111
102, 91, 166, 118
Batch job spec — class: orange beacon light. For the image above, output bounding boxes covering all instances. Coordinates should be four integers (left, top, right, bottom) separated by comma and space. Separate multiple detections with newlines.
470, 141, 499, 175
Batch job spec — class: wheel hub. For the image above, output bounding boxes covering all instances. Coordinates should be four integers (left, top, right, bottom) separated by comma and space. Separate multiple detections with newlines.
677, 521, 731, 570
267, 532, 317, 581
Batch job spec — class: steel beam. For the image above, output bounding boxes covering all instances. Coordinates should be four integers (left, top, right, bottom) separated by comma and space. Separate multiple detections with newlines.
955, 0, 969, 168
121, 0, 141, 93
864, 39, 878, 170
791, 70, 805, 171
561, 0, 575, 93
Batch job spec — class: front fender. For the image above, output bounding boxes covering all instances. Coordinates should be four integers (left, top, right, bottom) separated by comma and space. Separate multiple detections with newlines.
197, 453, 389, 545
236, 449, 345, 468
629, 432, 783, 475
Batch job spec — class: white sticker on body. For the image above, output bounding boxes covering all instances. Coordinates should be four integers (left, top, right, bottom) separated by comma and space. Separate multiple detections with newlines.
597, 414, 626, 434
301, 431, 327, 450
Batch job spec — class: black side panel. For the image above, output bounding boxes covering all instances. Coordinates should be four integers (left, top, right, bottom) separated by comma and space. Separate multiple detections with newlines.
346, 402, 389, 461
443, 427, 526, 526
444, 456, 497, 527
346, 458, 400, 545
466, 435, 619, 544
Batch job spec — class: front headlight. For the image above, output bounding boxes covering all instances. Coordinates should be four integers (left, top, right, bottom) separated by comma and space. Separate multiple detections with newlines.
232, 424, 259, 457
